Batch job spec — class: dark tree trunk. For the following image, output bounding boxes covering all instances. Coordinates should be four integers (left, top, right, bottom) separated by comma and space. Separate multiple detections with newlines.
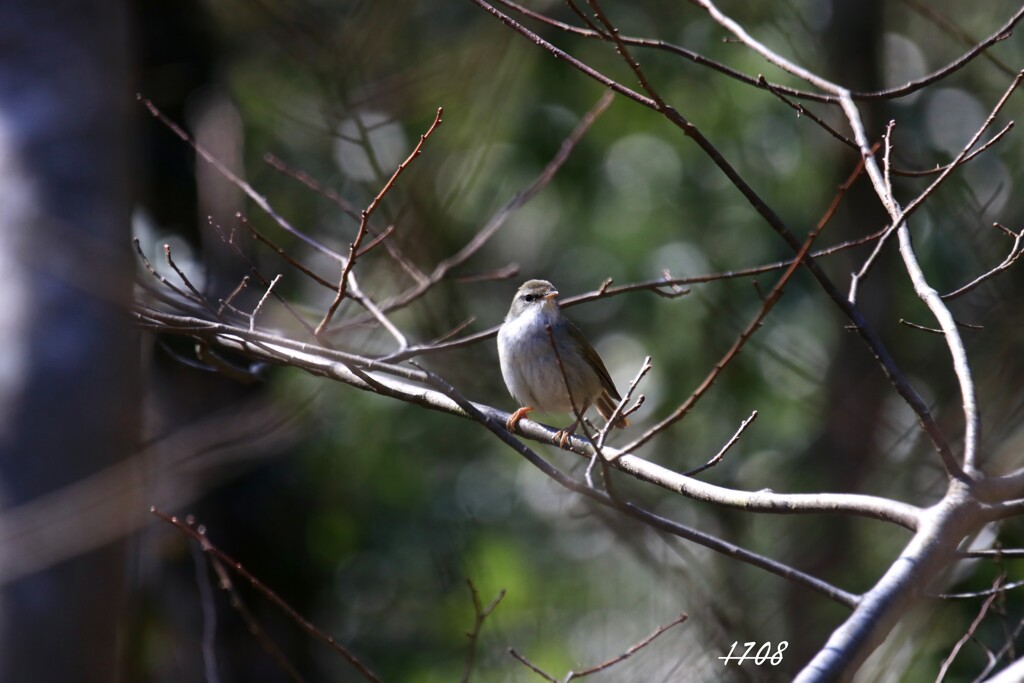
0, 1, 136, 681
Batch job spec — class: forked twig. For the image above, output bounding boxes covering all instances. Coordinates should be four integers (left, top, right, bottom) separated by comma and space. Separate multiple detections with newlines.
461, 579, 506, 683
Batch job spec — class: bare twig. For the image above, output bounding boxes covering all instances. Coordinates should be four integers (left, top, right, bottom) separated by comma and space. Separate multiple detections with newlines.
851, 72, 1023, 308
943, 225, 1024, 300
263, 153, 427, 283
899, 319, 984, 334
315, 107, 443, 336
164, 242, 206, 301
897, 0, 1017, 77
461, 579, 506, 683
140, 96, 403, 346
134, 238, 204, 306
510, 612, 688, 682
376, 90, 615, 319
936, 577, 1024, 600
508, 649, 557, 682
138, 95, 343, 262
569, 612, 688, 679
251, 274, 282, 332
959, 548, 1024, 559
589, 356, 652, 488
683, 410, 758, 478
209, 217, 321, 340
217, 275, 250, 317
936, 575, 1004, 682
196, 539, 306, 683
596, 356, 651, 450
893, 121, 1014, 178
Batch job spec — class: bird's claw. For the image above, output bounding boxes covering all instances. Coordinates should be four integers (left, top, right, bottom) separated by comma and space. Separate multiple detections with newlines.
505, 406, 533, 432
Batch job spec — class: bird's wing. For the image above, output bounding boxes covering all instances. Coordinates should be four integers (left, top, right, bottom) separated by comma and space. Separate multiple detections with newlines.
561, 318, 621, 401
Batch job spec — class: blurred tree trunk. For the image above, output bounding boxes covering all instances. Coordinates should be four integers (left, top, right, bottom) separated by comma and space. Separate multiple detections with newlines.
782, 0, 890, 667
0, 1, 136, 681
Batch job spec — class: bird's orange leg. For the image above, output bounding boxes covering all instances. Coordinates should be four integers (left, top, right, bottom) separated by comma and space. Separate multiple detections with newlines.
554, 401, 590, 448
505, 406, 533, 432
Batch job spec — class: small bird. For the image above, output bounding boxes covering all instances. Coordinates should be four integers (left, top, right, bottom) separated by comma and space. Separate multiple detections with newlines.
497, 279, 629, 444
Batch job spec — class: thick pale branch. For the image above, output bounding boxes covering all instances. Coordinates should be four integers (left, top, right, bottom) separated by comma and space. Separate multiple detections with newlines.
794, 488, 985, 682
419, 367, 860, 606
136, 310, 923, 531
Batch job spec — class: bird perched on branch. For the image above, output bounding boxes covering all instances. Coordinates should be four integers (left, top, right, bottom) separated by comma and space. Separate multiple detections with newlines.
497, 279, 629, 445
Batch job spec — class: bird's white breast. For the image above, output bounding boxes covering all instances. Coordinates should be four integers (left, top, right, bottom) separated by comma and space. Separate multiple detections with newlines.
498, 303, 578, 413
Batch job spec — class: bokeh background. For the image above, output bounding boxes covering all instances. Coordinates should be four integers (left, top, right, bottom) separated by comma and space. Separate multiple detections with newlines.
4, 1, 1024, 681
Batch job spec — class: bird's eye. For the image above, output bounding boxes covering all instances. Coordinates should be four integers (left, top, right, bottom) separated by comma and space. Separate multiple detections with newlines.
523, 294, 536, 302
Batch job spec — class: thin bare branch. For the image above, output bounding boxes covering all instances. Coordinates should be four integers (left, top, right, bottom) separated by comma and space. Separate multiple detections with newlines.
134, 238, 204, 306
315, 107, 443, 336
936, 576, 1004, 682
510, 611, 687, 682
569, 612, 688, 679
164, 243, 205, 301
251, 274, 282, 332
496, 0, 1024, 103
509, 648, 558, 682
152, 509, 384, 683
139, 95, 343, 262
263, 153, 427, 283
622, 198, 823, 453
943, 225, 1024, 300
683, 410, 758, 478
461, 579, 506, 683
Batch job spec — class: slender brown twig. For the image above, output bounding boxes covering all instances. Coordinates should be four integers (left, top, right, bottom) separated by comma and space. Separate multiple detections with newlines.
263, 153, 426, 282
151, 508, 384, 683
381, 227, 888, 364
621, 147, 862, 453
683, 410, 758, 478
315, 107, 443, 336
943, 224, 1024, 301
461, 579, 506, 683
509, 612, 688, 681
935, 575, 1005, 682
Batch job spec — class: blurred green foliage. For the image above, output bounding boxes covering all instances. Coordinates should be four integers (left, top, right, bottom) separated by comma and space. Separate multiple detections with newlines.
136, 1, 1024, 681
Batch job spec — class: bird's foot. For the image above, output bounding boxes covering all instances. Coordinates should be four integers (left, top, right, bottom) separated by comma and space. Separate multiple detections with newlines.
505, 406, 533, 432
554, 418, 581, 448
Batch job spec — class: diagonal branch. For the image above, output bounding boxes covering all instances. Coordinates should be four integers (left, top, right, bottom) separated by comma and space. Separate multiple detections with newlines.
471, 0, 964, 481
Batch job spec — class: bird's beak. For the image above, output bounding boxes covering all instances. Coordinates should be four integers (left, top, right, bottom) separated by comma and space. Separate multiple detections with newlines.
544, 290, 559, 301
